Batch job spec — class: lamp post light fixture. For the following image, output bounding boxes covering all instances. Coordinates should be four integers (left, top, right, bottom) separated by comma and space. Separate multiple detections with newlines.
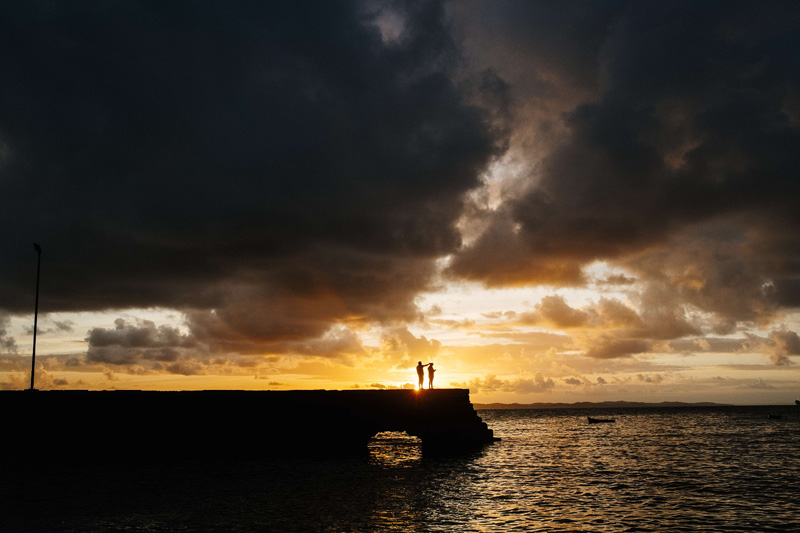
30, 243, 41, 391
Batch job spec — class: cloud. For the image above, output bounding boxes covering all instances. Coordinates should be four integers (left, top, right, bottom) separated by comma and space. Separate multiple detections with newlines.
453, 373, 555, 394
636, 373, 664, 384
666, 337, 747, 355
503, 294, 689, 359
583, 337, 651, 360
742, 329, 800, 366
447, 209, 587, 287
52, 320, 75, 333
448, 0, 800, 332
86, 318, 199, 365
426, 317, 477, 329
3, 0, 800, 387
695, 339, 712, 351
0, 1, 502, 352
515, 295, 644, 332
81, 313, 371, 380
1, 363, 72, 390
0, 313, 17, 355
475, 331, 571, 348
623, 223, 779, 333
770, 330, 800, 358
379, 327, 441, 367
163, 360, 207, 376
596, 274, 636, 286
22, 316, 76, 336
519, 295, 590, 328
741, 378, 772, 390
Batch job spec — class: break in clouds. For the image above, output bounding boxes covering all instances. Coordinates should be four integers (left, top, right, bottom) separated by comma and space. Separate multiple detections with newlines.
2, 0, 800, 379
450, 2, 800, 315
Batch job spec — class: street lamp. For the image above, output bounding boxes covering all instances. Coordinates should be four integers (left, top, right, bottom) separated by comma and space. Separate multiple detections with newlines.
30, 243, 41, 391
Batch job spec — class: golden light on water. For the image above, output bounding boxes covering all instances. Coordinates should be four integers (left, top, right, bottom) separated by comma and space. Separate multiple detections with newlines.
368, 432, 423, 468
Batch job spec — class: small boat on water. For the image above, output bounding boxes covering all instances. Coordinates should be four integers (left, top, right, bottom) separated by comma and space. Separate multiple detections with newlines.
587, 416, 615, 424
767, 414, 783, 419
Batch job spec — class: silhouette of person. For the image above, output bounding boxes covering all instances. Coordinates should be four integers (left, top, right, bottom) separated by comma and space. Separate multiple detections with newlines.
427, 363, 436, 389
416, 361, 428, 389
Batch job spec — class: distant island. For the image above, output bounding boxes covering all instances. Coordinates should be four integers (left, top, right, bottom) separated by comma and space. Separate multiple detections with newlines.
474, 401, 730, 410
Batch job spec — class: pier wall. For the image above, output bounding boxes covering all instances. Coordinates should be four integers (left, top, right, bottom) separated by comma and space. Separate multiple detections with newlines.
3, 389, 495, 460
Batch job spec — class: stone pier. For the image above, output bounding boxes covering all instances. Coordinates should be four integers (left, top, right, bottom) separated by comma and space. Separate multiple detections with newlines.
3, 389, 496, 461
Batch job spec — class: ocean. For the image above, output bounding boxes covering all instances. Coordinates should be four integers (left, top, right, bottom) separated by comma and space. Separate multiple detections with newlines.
4, 405, 799, 532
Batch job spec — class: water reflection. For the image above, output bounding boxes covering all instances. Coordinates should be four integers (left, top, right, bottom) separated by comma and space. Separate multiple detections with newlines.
5, 407, 798, 532
368, 431, 423, 468
475, 407, 800, 532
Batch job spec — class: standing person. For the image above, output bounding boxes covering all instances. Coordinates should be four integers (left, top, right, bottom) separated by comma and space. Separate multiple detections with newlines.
427, 363, 436, 389
416, 361, 427, 389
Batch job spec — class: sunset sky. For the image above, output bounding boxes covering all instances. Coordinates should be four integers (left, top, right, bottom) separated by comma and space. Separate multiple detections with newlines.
2, 1, 800, 404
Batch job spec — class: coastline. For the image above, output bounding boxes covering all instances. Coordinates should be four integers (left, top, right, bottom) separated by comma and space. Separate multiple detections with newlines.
474, 400, 734, 409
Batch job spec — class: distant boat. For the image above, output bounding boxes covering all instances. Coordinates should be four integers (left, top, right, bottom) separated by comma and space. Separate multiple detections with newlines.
767, 414, 783, 420
587, 416, 615, 424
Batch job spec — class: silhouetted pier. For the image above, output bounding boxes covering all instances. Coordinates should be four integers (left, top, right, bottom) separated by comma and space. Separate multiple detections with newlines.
4, 389, 496, 461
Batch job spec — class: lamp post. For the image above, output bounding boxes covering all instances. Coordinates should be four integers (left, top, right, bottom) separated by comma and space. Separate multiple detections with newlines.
30, 243, 41, 391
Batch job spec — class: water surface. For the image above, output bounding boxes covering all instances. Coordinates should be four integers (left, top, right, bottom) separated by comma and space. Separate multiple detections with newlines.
3, 405, 798, 531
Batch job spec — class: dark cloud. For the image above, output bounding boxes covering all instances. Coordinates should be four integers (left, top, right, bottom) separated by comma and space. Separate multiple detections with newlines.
584, 337, 651, 360
22, 316, 77, 336
84, 313, 368, 373
52, 320, 75, 333
742, 329, 800, 366
771, 330, 800, 355
515, 295, 645, 332
86, 318, 199, 365
502, 294, 693, 358
181, 250, 436, 353
457, 290, 706, 362
774, 277, 800, 307
0, 1, 501, 347
0, 313, 18, 354
519, 295, 590, 328
668, 337, 748, 354
623, 222, 779, 332
449, 0, 800, 329
596, 274, 637, 287
276, 325, 367, 361
636, 373, 664, 384
3, 0, 800, 375
452, 0, 624, 94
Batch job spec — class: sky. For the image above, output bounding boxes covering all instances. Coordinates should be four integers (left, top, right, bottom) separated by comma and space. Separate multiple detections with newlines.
2, 0, 800, 404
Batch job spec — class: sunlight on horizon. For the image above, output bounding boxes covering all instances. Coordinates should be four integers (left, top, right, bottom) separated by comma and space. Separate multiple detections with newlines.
3, 272, 800, 404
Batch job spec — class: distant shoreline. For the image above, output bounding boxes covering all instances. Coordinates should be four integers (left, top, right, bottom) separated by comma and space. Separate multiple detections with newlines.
474, 401, 737, 409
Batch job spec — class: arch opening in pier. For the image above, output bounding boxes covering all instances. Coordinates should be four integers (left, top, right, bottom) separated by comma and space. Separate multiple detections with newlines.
368, 431, 422, 467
